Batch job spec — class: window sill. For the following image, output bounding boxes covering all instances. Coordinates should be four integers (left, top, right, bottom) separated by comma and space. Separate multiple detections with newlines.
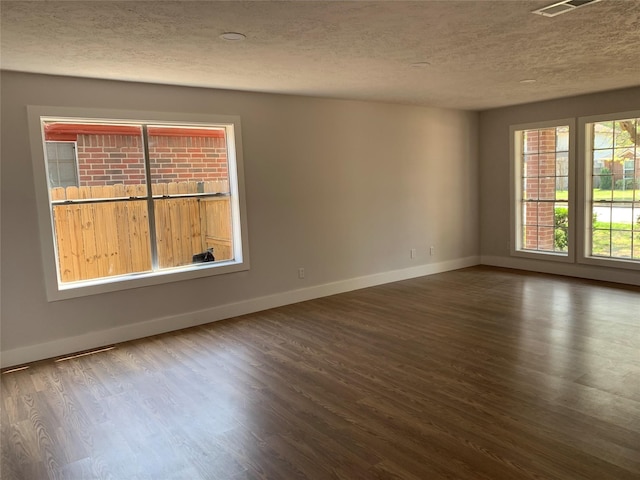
577, 255, 640, 272
48, 260, 249, 301
511, 249, 574, 263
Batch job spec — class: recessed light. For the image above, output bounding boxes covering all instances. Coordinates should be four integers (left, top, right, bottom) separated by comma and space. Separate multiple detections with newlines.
409, 62, 430, 68
519, 79, 536, 84
219, 32, 246, 41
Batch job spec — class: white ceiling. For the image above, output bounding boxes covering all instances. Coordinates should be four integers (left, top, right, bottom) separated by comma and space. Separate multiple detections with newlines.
1, 0, 639, 110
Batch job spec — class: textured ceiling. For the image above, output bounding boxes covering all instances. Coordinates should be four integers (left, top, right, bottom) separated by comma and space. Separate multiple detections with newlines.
1, 0, 639, 110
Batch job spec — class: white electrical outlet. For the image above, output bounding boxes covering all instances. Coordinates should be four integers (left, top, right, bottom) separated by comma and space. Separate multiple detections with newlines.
430, 246, 435, 256
410, 248, 417, 259
298, 267, 305, 279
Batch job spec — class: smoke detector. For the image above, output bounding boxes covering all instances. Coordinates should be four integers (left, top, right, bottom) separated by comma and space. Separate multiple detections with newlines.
532, 0, 601, 17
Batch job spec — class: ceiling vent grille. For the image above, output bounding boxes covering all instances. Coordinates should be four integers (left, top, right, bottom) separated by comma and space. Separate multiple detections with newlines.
532, 0, 601, 17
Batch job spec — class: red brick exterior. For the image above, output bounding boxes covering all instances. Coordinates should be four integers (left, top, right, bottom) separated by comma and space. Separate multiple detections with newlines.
149, 135, 228, 183
524, 129, 557, 251
602, 159, 640, 186
75, 134, 228, 187
76, 134, 145, 186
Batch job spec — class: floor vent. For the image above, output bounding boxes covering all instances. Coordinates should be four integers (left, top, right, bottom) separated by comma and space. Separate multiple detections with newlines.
532, 0, 601, 17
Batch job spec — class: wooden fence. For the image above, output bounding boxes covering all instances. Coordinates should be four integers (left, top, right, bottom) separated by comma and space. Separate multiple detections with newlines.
50, 181, 232, 283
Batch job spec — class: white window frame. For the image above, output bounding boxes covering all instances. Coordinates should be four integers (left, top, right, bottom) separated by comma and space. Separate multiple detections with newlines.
28, 106, 250, 301
578, 110, 640, 271
510, 118, 576, 262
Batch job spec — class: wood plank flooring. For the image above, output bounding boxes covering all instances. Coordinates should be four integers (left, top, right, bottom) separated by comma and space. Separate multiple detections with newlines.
2, 266, 639, 479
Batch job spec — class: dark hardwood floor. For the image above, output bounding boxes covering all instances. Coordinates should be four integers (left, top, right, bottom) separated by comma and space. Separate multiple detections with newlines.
2, 266, 639, 480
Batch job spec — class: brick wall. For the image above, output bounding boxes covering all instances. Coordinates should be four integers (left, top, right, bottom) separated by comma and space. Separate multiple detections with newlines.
602, 159, 640, 186
524, 129, 556, 251
76, 134, 145, 186
149, 135, 228, 183
75, 134, 228, 187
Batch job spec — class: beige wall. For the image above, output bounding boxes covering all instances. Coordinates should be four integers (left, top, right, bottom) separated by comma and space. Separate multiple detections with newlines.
479, 86, 640, 284
0, 72, 479, 365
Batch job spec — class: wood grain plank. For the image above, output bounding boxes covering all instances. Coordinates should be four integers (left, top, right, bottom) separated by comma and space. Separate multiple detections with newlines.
2, 267, 639, 479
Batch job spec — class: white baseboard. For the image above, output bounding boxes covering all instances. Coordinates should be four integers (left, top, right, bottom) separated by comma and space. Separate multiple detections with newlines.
480, 255, 640, 286
1, 256, 480, 368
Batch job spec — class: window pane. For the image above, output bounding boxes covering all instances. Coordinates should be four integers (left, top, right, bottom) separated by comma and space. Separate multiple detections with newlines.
554, 227, 568, 252
148, 126, 229, 190
523, 225, 537, 250
44, 123, 147, 201
555, 177, 568, 199
556, 126, 569, 152
148, 127, 234, 269
592, 204, 611, 230
611, 230, 632, 259
554, 202, 569, 253
592, 229, 611, 257
523, 130, 538, 154
538, 226, 555, 252
614, 119, 636, 148
593, 180, 613, 201
44, 122, 151, 284
523, 202, 538, 226
538, 128, 557, 152
523, 154, 539, 177
593, 121, 613, 149
523, 177, 539, 200
555, 152, 568, 177
516, 125, 570, 256
616, 187, 636, 202
53, 200, 152, 283
539, 177, 556, 200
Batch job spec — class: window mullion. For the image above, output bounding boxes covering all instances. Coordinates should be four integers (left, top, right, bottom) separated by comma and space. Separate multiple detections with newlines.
142, 125, 159, 270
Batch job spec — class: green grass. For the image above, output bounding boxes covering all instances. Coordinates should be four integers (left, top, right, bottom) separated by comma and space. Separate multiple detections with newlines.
591, 220, 640, 259
555, 189, 640, 201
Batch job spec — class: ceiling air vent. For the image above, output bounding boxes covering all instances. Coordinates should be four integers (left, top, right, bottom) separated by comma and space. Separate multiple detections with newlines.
532, 0, 601, 17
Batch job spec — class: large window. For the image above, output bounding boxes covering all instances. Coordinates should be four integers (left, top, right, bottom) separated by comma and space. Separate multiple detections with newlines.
28, 107, 249, 300
511, 120, 574, 260
584, 114, 640, 263
512, 113, 640, 271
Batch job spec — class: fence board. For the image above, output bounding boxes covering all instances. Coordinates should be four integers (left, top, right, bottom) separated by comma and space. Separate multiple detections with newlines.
113, 183, 126, 198
69, 205, 86, 280
51, 187, 66, 201
53, 206, 72, 282
169, 199, 184, 265
79, 186, 91, 199
114, 201, 130, 274
51, 182, 231, 282
80, 203, 99, 280
67, 186, 79, 200
155, 200, 174, 268
92, 203, 112, 277
202, 197, 233, 261
128, 201, 152, 273
189, 199, 204, 257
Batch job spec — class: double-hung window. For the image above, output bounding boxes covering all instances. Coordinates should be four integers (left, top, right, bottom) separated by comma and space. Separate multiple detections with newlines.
512, 113, 640, 270
582, 113, 640, 265
511, 120, 575, 261
28, 107, 249, 300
